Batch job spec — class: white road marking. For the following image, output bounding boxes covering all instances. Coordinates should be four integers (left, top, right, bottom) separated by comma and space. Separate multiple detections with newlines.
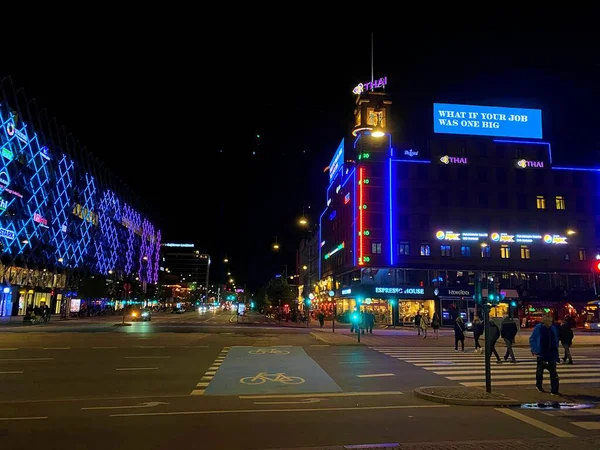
0, 371, 23, 374
81, 401, 168, 411
311, 345, 330, 347
204, 371, 217, 375
239, 391, 404, 399
196, 382, 210, 387
93, 347, 118, 349
0, 416, 47, 421
190, 389, 205, 396
356, 373, 395, 378
115, 367, 159, 371
495, 407, 575, 437
0, 348, 17, 351
200, 376, 213, 381
124, 356, 171, 359
43, 347, 70, 350
572, 421, 600, 430
110, 404, 448, 417
254, 398, 323, 405
463, 378, 600, 387
135, 346, 165, 349
0, 358, 53, 361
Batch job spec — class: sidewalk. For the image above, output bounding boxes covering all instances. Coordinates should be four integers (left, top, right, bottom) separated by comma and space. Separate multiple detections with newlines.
415, 384, 600, 406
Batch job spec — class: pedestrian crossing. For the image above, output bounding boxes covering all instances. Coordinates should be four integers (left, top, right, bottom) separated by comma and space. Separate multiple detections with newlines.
371, 347, 600, 388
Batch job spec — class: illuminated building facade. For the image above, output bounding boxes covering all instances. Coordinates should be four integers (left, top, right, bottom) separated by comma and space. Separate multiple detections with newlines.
160, 243, 210, 298
0, 78, 160, 317
319, 89, 599, 325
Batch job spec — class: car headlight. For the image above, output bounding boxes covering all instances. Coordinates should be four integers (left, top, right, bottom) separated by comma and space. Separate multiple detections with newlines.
142, 312, 149, 317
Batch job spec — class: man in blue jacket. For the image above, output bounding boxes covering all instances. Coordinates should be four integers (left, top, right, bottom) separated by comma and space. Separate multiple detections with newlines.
529, 315, 560, 395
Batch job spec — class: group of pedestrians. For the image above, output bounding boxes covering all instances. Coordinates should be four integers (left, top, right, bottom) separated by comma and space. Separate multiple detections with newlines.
449, 313, 575, 396
414, 311, 441, 339
350, 310, 375, 334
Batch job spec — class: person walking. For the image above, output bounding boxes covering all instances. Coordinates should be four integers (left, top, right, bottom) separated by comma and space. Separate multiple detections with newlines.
472, 316, 483, 353
317, 311, 325, 328
488, 321, 502, 363
501, 315, 518, 363
414, 312, 422, 336
367, 311, 375, 334
559, 318, 574, 365
454, 317, 465, 351
529, 315, 560, 395
431, 312, 441, 339
421, 313, 429, 339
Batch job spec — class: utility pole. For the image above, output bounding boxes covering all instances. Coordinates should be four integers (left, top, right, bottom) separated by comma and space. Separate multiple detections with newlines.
483, 273, 492, 393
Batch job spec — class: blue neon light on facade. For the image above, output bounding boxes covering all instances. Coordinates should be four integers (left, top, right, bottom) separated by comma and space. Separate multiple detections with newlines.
552, 167, 600, 172
493, 139, 552, 164
391, 159, 431, 164
329, 139, 344, 182
434, 103, 543, 139
319, 207, 327, 279
389, 157, 393, 265
353, 167, 357, 267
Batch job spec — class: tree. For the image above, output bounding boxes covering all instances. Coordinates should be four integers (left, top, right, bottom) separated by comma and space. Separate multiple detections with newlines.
265, 277, 295, 308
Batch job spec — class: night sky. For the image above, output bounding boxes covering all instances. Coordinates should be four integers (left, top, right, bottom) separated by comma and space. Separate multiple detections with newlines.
2, 31, 598, 290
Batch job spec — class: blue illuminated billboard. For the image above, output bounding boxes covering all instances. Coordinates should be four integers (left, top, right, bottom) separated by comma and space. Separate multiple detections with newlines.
433, 103, 542, 139
329, 139, 344, 182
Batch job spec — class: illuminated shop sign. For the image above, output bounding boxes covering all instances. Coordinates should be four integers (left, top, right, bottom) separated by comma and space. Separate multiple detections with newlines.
344, 193, 350, 204
1, 146, 13, 161
516, 159, 544, 169
73, 204, 99, 226
404, 149, 419, 157
329, 139, 344, 182
0, 171, 9, 185
353, 76, 388, 95
0, 198, 7, 211
341, 288, 352, 295
437, 287, 474, 297
0, 227, 15, 240
374, 286, 424, 295
7, 121, 28, 144
40, 146, 51, 161
436, 230, 567, 245
433, 103, 543, 139
33, 213, 48, 228
162, 243, 194, 248
324, 242, 344, 260
439, 155, 468, 165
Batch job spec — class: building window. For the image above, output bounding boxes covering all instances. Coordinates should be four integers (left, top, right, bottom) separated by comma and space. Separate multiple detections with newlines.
441, 245, 452, 257
420, 243, 431, 256
461, 245, 471, 257
520, 245, 530, 259
556, 195, 566, 210
501, 245, 511, 259
536, 195, 546, 209
398, 242, 409, 256
372, 242, 382, 254
578, 248, 586, 261
481, 245, 491, 258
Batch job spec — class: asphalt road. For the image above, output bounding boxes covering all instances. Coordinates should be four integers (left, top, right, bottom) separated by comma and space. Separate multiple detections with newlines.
0, 309, 598, 450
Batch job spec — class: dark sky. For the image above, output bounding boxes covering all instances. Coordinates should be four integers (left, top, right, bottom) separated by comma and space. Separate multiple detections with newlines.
2, 31, 598, 290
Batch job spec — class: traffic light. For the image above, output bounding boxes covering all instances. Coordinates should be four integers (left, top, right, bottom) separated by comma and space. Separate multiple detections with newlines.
488, 277, 499, 305
510, 300, 517, 308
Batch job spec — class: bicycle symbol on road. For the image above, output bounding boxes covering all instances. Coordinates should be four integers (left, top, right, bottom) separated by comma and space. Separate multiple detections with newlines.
240, 372, 305, 385
248, 348, 290, 355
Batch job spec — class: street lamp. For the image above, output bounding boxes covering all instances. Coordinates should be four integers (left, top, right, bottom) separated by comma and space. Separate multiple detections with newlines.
272, 236, 280, 251
224, 256, 229, 263
567, 229, 576, 235
302, 265, 308, 270
229, 278, 234, 283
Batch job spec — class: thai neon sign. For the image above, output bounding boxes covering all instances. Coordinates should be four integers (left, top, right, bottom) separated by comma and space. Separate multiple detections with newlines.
353, 76, 388, 95
440, 155, 468, 165
516, 159, 544, 169
324, 242, 344, 260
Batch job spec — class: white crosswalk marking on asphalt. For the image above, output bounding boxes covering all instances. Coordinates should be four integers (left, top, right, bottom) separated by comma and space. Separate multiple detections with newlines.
371, 347, 600, 388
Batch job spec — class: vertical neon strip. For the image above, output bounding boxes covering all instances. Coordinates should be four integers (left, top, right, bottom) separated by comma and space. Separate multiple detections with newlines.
353, 167, 357, 267
359, 166, 364, 265
389, 157, 393, 265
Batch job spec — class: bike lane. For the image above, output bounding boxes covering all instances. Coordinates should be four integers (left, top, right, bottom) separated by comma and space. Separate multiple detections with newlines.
203, 346, 342, 396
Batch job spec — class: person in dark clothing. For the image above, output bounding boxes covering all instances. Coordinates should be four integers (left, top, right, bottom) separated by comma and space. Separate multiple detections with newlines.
472, 316, 483, 353
500, 315, 518, 363
454, 317, 465, 351
367, 311, 375, 334
488, 321, 502, 362
558, 320, 574, 364
317, 311, 325, 328
529, 315, 560, 395
414, 312, 422, 335
431, 312, 441, 339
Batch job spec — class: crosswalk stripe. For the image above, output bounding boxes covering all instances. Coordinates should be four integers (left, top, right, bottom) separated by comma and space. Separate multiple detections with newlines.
462, 378, 600, 387
371, 346, 600, 388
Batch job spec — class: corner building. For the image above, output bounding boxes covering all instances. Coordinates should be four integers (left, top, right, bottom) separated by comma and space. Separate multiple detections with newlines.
318, 91, 599, 327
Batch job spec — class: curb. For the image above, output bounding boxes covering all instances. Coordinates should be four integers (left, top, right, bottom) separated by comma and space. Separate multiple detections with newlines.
309, 331, 363, 345
413, 386, 522, 407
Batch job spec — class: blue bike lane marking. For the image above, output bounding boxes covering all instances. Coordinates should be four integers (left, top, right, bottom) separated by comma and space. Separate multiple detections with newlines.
203, 346, 342, 396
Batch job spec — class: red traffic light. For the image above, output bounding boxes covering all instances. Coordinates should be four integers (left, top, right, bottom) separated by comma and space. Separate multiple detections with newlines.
595, 262, 600, 272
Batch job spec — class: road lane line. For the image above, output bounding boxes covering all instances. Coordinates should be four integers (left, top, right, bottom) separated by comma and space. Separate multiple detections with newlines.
183, 346, 209, 348
356, 373, 395, 378
190, 390, 205, 396
196, 382, 209, 387
495, 408, 575, 437
0, 371, 23, 374
115, 367, 159, 371
0, 358, 53, 361
0, 416, 47, 421
201, 376, 213, 381
572, 422, 600, 430
135, 346, 165, 349
93, 347, 118, 349
125, 356, 171, 359
311, 345, 330, 347
239, 391, 404, 399
0, 348, 17, 351
110, 404, 448, 417
204, 371, 216, 375
43, 347, 70, 350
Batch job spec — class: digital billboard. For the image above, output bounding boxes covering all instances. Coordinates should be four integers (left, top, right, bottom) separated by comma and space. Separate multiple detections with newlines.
433, 103, 542, 139
329, 139, 344, 182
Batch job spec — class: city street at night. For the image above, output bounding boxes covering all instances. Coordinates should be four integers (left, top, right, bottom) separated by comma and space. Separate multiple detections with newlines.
0, 317, 599, 449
